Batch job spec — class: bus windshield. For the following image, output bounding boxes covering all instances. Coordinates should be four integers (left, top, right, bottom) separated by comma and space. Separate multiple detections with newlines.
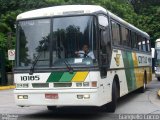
155, 49, 160, 65
52, 16, 97, 67
17, 16, 97, 68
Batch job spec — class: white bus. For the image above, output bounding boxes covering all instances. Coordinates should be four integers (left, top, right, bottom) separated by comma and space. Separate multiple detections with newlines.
14, 5, 152, 112
154, 38, 160, 80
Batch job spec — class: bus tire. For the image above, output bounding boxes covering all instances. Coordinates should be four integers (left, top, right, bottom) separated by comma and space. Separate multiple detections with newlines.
139, 73, 147, 93
47, 106, 57, 111
106, 80, 118, 112
157, 77, 160, 81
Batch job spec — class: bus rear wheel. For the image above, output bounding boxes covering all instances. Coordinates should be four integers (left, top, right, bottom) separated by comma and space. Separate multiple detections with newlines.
139, 73, 147, 93
105, 80, 118, 113
157, 77, 160, 81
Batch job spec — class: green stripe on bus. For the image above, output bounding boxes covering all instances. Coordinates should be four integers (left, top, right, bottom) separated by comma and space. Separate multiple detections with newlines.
47, 72, 64, 82
122, 51, 136, 91
128, 52, 136, 90
59, 72, 76, 82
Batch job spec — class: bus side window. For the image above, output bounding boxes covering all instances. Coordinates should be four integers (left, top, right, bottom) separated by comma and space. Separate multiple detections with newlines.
128, 30, 132, 47
147, 39, 151, 52
138, 35, 142, 51
121, 26, 130, 47
131, 32, 138, 50
142, 38, 147, 52
111, 21, 121, 46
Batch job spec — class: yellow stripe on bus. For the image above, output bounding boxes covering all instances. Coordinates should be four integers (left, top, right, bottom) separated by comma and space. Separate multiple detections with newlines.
72, 72, 89, 82
132, 52, 138, 67
132, 53, 145, 88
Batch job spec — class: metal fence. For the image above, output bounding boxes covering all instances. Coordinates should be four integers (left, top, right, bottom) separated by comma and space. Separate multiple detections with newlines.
0, 50, 7, 86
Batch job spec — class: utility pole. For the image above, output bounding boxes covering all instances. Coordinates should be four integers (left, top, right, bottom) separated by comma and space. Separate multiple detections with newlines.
7, 32, 14, 85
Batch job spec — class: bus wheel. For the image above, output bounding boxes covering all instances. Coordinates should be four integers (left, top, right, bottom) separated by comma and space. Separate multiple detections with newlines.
47, 106, 57, 111
157, 77, 160, 81
139, 73, 147, 93
105, 80, 118, 113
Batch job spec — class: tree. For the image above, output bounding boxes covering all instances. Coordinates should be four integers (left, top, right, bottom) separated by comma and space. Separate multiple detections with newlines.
0, 0, 159, 71
131, 0, 160, 46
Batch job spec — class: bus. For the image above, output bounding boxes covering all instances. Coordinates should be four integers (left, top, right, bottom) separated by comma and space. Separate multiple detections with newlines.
14, 5, 152, 112
154, 38, 160, 80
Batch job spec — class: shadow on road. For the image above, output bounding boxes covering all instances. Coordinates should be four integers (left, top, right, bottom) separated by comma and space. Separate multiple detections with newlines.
19, 107, 111, 120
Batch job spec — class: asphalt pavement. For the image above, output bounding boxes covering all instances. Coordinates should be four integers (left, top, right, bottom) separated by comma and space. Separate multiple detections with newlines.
0, 75, 160, 120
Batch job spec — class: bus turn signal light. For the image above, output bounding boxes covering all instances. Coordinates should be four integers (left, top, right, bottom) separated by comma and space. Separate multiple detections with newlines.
77, 94, 90, 99
91, 81, 97, 87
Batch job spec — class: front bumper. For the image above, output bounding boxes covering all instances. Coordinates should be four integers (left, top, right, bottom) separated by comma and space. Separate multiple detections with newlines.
155, 71, 160, 78
14, 89, 104, 107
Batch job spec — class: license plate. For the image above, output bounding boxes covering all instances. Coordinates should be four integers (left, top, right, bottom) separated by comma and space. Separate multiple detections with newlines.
45, 93, 58, 99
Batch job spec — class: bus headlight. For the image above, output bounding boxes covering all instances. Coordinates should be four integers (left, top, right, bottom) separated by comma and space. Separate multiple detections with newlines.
77, 95, 83, 99
155, 67, 157, 71
83, 94, 90, 99
76, 82, 97, 87
23, 83, 29, 88
76, 83, 82, 87
83, 82, 89, 87
16, 83, 29, 88
17, 95, 28, 99
16, 84, 23, 88
77, 94, 90, 99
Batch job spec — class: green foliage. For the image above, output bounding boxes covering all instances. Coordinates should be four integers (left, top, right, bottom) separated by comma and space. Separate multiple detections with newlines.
0, 0, 159, 71
131, 0, 160, 46
0, 23, 11, 33
0, 33, 7, 49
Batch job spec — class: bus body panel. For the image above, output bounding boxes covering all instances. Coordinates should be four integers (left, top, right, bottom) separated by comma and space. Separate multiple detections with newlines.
14, 71, 113, 106
14, 49, 152, 107
110, 49, 152, 93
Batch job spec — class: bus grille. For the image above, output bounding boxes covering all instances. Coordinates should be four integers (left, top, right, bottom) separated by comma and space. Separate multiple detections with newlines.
32, 83, 49, 88
54, 83, 72, 87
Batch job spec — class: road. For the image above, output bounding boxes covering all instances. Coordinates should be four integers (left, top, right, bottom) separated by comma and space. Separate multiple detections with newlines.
0, 75, 160, 120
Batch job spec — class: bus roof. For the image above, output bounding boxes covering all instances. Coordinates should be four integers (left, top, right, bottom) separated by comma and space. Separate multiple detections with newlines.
17, 5, 149, 38
155, 38, 160, 42
17, 5, 106, 20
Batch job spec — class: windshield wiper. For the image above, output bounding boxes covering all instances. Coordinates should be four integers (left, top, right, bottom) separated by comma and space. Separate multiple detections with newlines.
29, 42, 46, 75
63, 59, 73, 73
56, 47, 73, 73
29, 52, 42, 75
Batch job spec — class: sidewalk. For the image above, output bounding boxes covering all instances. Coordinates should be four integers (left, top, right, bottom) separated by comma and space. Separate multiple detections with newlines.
0, 85, 15, 90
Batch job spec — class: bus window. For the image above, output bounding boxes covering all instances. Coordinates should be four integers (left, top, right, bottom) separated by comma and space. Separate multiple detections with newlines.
128, 30, 131, 47
111, 21, 121, 46
142, 38, 147, 51
147, 39, 151, 52
98, 15, 111, 77
18, 19, 50, 67
98, 15, 111, 66
131, 32, 138, 49
121, 26, 130, 47
138, 35, 142, 51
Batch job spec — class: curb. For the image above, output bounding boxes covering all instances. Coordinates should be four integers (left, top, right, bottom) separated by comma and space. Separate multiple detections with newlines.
0, 85, 15, 90
158, 90, 160, 97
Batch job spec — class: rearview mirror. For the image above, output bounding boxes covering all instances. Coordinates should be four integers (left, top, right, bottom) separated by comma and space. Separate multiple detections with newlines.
98, 15, 108, 27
